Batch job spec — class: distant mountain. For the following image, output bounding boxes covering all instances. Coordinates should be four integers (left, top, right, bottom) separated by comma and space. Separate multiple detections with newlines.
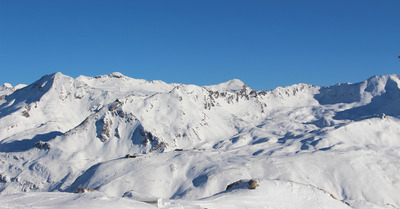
1, 73, 400, 208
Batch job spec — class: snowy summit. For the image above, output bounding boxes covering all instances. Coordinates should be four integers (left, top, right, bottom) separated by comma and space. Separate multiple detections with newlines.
1, 72, 400, 209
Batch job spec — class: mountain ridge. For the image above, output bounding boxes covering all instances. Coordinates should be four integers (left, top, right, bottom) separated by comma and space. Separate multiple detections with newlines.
1, 72, 400, 208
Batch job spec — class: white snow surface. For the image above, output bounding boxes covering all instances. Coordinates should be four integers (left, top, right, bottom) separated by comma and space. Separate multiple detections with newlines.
1, 72, 400, 209
0, 180, 353, 209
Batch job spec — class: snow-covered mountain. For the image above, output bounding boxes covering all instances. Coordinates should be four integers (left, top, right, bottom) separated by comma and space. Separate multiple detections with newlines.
1, 72, 400, 209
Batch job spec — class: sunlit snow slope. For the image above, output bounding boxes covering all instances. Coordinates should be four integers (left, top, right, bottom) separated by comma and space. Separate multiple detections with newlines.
1, 73, 400, 209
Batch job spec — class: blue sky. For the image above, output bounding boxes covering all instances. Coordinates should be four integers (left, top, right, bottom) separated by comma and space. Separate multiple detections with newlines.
1, 0, 399, 90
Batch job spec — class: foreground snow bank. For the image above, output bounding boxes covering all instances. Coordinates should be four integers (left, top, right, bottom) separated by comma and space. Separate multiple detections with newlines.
0, 179, 362, 209
0, 192, 156, 209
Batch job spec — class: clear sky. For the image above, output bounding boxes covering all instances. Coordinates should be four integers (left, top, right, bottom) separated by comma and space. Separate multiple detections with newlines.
1, 0, 399, 90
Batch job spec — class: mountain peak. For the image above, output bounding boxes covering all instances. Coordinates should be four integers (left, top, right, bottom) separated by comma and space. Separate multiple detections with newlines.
0, 83, 14, 98
109, 72, 125, 78
1, 83, 13, 89
0, 83, 27, 97
53, 72, 64, 77
32, 72, 72, 89
93, 72, 128, 80
204, 79, 247, 92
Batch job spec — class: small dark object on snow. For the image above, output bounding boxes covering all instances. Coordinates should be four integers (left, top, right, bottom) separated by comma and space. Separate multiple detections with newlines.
248, 179, 259, 189
34, 141, 50, 150
77, 188, 97, 193
174, 149, 184, 151
226, 179, 260, 190
125, 154, 139, 158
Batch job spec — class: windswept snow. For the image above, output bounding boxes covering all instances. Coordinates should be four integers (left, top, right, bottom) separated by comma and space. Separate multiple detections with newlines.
1, 72, 400, 208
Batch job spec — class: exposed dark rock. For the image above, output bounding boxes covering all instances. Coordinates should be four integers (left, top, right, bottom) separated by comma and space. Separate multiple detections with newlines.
248, 179, 259, 189
0, 174, 10, 183
21, 110, 30, 118
96, 117, 112, 142
125, 154, 140, 158
34, 141, 50, 150
21, 105, 31, 117
109, 100, 123, 111
226, 179, 259, 190
150, 142, 166, 152
77, 188, 97, 193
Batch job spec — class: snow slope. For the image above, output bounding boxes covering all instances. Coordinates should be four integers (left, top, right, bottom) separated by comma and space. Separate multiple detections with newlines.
1, 73, 400, 209
0, 179, 353, 209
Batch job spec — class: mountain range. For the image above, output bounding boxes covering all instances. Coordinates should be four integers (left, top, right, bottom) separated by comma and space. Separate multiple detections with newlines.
1, 72, 400, 209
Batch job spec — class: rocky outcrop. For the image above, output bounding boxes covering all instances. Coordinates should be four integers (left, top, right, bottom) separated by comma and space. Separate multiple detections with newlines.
226, 179, 259, 190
